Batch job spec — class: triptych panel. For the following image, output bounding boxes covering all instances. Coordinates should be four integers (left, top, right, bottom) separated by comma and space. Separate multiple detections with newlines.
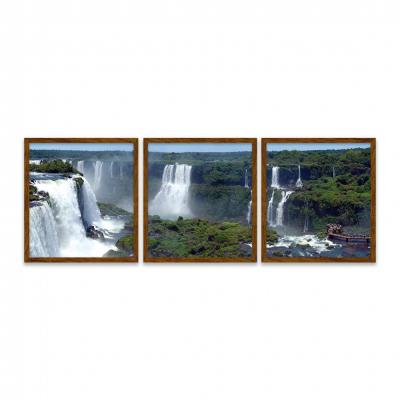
24, 138, 375, 263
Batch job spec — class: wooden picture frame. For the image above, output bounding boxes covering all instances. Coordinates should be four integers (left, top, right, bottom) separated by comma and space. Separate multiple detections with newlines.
261, 138, 376, 263
144, 138, 257, 263
24, 138, 139, 263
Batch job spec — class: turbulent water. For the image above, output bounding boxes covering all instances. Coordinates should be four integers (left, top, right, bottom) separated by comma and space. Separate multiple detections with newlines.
30, 176, 122, 257
267, 233, 370, 258
149, 163, 192, 219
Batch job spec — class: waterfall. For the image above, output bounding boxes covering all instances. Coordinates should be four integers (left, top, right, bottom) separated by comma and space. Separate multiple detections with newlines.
33, 178, 112, 257
267, 190, 276, 226
271, 166, 280, 189
80, 178, 102, 227
119, 163, 123, 179
296, 165, 303, 188
77, 160, 85, 175
94, 161, 104, 191
149, 163, 192, 219
246, 191, 252, 224
245, 169, 251, 223
110, 161, 114, 178
30, 202, 60, 257
275, 191, 293, 226
332, 166, 336, 178
303, 215, 309, 233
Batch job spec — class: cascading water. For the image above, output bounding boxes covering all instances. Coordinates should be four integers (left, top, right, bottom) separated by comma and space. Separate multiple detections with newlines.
332, 166, 336, 178
267, 190, 276, 226
94, 161, 104, 191
30, 202, 60, 257
246, 192, 252, 224
303, 215, 309, 233
244, 169, 249, 188
149, 163, 192, 219
32, 178, 114, 257
244, 168, 252, 223
296, 165, 303, 188
80, 178, 102, 227
271, 166, 280, 188
275, 191, 293, 226
77, 160, 85, 175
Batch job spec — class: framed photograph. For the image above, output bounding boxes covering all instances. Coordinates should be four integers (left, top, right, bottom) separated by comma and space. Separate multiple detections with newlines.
262, 138, 376, 263
144, 138, 257, 262
24, 138, 138, 262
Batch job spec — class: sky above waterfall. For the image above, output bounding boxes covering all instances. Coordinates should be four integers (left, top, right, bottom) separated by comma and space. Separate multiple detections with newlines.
149, 143, 252, 152
267, 143, 370, 152
30, 143, 133, 151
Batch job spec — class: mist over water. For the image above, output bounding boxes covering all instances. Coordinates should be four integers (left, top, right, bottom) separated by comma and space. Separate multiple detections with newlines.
72, 159, 133, 211
31, 177, 119, 257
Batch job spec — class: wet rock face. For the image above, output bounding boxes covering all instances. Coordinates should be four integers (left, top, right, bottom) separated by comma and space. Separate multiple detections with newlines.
86, 225, 104, 239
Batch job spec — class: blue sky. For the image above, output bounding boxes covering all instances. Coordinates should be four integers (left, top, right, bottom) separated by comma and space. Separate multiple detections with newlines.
267, 142, 370, 151
149, 143, 251, 152
30, 143, 133, 151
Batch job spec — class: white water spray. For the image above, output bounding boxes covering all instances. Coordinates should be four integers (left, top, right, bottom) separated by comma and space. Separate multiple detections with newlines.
30, 202, 60, 257
149, 164, 192, 219
244, 169, 249, 188
33, 178, 114, 257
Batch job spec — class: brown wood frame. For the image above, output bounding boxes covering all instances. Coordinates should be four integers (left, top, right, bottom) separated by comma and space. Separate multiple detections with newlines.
143, 138, 257, 263
24, 138, 139, 263
261, 138, 376, 263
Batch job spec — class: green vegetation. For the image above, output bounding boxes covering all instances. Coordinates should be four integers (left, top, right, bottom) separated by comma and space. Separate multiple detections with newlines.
97, 202, 132, 217
30, 159, 81, 174
148, 152, 253, 221
267, 147, 371, 232
266, 228, 279, 245
29, 184, 39, 201
29, 184, 49, 202
103, 235, 134, 257
73, 177, 84, 189
30, 150, 132, 161
190, 184, 250, 221
149, 151, 252, 165
148, 216, 252, 258
115, 235, 134, 254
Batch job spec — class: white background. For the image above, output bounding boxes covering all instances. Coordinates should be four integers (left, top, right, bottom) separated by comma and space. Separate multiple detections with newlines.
0, 0, 399, 399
